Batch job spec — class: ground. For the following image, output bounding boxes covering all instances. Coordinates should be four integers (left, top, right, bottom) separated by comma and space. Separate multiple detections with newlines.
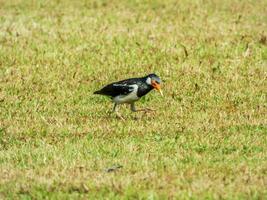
0, 0, 266, 199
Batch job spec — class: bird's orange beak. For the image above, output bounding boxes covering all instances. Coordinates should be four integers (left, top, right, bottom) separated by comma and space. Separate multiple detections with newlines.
151, 80, 163, 96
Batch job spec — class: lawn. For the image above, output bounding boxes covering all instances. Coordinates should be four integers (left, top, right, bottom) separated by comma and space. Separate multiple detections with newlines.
0, 0, 266, 199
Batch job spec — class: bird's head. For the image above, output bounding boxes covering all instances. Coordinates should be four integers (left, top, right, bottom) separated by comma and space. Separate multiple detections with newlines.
145, 74, 163, 96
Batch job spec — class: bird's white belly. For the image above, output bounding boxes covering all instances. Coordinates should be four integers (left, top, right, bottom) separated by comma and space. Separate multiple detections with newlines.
113, 85, 139, 104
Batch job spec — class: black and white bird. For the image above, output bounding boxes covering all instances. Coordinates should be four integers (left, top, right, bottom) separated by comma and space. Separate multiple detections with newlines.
94, 74, 163, 112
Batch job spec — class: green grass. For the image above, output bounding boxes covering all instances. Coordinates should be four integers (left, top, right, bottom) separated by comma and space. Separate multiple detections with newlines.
0, 0, 266, 199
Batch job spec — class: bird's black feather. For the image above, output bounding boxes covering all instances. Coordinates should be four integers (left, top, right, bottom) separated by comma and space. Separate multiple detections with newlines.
94, 83, 134, 97
94, 74, 160, 98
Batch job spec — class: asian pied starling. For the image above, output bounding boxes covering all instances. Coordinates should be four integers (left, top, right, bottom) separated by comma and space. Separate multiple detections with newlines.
94, 74, 163, 112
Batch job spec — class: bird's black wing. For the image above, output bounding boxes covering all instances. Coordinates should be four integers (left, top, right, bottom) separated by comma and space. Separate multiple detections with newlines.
115, 78, 141, 85
94, 82, 135, 97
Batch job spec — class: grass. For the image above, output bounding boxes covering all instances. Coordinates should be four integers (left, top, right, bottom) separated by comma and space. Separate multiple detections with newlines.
0, 0, 266, 199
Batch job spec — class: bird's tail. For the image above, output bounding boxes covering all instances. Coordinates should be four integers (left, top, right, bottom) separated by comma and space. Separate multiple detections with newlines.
93, 90, 101, 94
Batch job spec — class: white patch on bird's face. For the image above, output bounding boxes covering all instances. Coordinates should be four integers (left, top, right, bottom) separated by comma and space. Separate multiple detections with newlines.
146, 77, 152, 85
113, 84, 139, 104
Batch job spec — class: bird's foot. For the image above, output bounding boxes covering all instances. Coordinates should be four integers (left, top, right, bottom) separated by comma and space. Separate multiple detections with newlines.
106, 110, 125, 120
113, 112, 125, 120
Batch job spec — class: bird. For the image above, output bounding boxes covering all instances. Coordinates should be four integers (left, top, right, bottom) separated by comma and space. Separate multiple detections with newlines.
94, 73, 163, 113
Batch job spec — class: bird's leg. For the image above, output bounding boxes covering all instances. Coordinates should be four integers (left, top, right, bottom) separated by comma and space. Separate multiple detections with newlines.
111, 103, 125, 120
130, 103, 137, 112
112, 103, 118, 113
130, 102, 155, 112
